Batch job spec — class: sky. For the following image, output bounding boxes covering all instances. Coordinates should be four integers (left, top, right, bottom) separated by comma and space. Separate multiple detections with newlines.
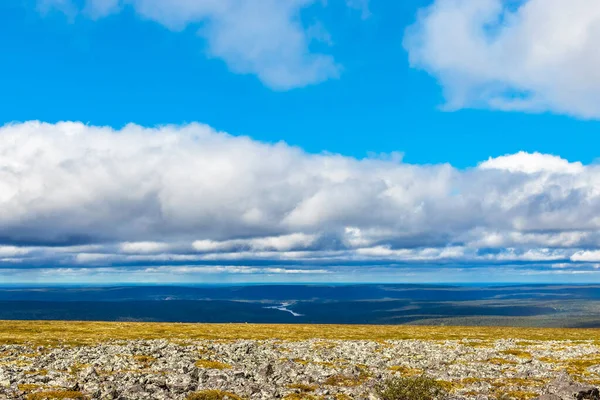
2, 0, 600, 284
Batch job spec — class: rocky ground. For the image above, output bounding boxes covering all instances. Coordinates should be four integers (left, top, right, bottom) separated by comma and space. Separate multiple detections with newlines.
1, 337, 600, 399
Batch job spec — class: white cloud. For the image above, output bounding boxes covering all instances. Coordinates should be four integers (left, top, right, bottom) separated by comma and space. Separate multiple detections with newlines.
3, 121, 600, 274
119, 241, 173, 254
405, 0, 600, 118
192, 233, 317, 253
478, 152, 584, 174
468, 230, 593, 249
571, 250, 600, 263
0, 246, 30, 258
141, 265, 329, 275
40, 0, 343, 89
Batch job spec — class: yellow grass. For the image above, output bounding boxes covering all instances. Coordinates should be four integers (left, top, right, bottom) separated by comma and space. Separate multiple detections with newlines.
26, 391, 87, 400
286, 383, 318, 392
133, 355, 156, 368
388, 366, 424, 376
1, 320, 600, 346
195, 359, 232, 370
186, 390, 243, 400
500, 349, 532, 359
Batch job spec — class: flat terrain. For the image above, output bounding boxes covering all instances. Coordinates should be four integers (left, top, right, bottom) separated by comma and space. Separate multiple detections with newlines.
3, 320, 600, 345
4, 284, 600, 327
2, 321, 600, 399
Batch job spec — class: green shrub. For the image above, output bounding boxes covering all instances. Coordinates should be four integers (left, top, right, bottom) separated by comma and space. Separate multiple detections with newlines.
376, 375, 447, 400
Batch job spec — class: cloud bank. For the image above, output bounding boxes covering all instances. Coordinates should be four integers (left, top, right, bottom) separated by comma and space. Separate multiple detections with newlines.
2, 121, 600, 282
39, 0, 350, 90
405, 0, 600, 118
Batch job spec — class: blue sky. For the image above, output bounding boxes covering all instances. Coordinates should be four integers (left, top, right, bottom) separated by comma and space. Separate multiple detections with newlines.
2, 0, 600, 283
3, 0, 600, 167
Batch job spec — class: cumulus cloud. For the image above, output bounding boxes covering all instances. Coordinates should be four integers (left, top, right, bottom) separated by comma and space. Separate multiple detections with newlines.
404, 0, 600, 118
478, 152, 584, 174
39, 0, 343, 89
3, 121, 600, 279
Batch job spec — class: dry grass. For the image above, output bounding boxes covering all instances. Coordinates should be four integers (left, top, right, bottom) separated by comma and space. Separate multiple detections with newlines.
195, 359, 232, 370
495, 390, 538, 400
324, 369, 371, 387
2, 320, 600, 346
487, 357, 518, 365
500, 350, 532, 359
18, 384, 42, 392
561, 356, 600, 376
389, 366, 424, 376
133, 355, 156, 368
282, 394, 323, 400
286, 383, 318, 392
26, 391, 87, 400
186, 390, 243, 400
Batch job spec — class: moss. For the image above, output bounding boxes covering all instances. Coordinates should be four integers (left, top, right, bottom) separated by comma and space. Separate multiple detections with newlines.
293, 358, 310, 366
195, 359, 232, 370
26, 391, 87, 400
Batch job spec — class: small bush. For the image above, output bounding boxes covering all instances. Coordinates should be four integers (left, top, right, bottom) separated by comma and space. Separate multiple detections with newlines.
376, 375, 447, 400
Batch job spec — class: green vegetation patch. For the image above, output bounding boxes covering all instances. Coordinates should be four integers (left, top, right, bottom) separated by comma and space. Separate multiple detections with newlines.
376, 375, 448, 400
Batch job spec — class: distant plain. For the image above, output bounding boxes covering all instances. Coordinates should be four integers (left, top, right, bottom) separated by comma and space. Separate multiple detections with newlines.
2, 284, 600, 327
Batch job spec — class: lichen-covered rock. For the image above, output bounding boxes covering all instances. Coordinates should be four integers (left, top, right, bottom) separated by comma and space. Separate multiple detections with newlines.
0, 338, 599, 399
